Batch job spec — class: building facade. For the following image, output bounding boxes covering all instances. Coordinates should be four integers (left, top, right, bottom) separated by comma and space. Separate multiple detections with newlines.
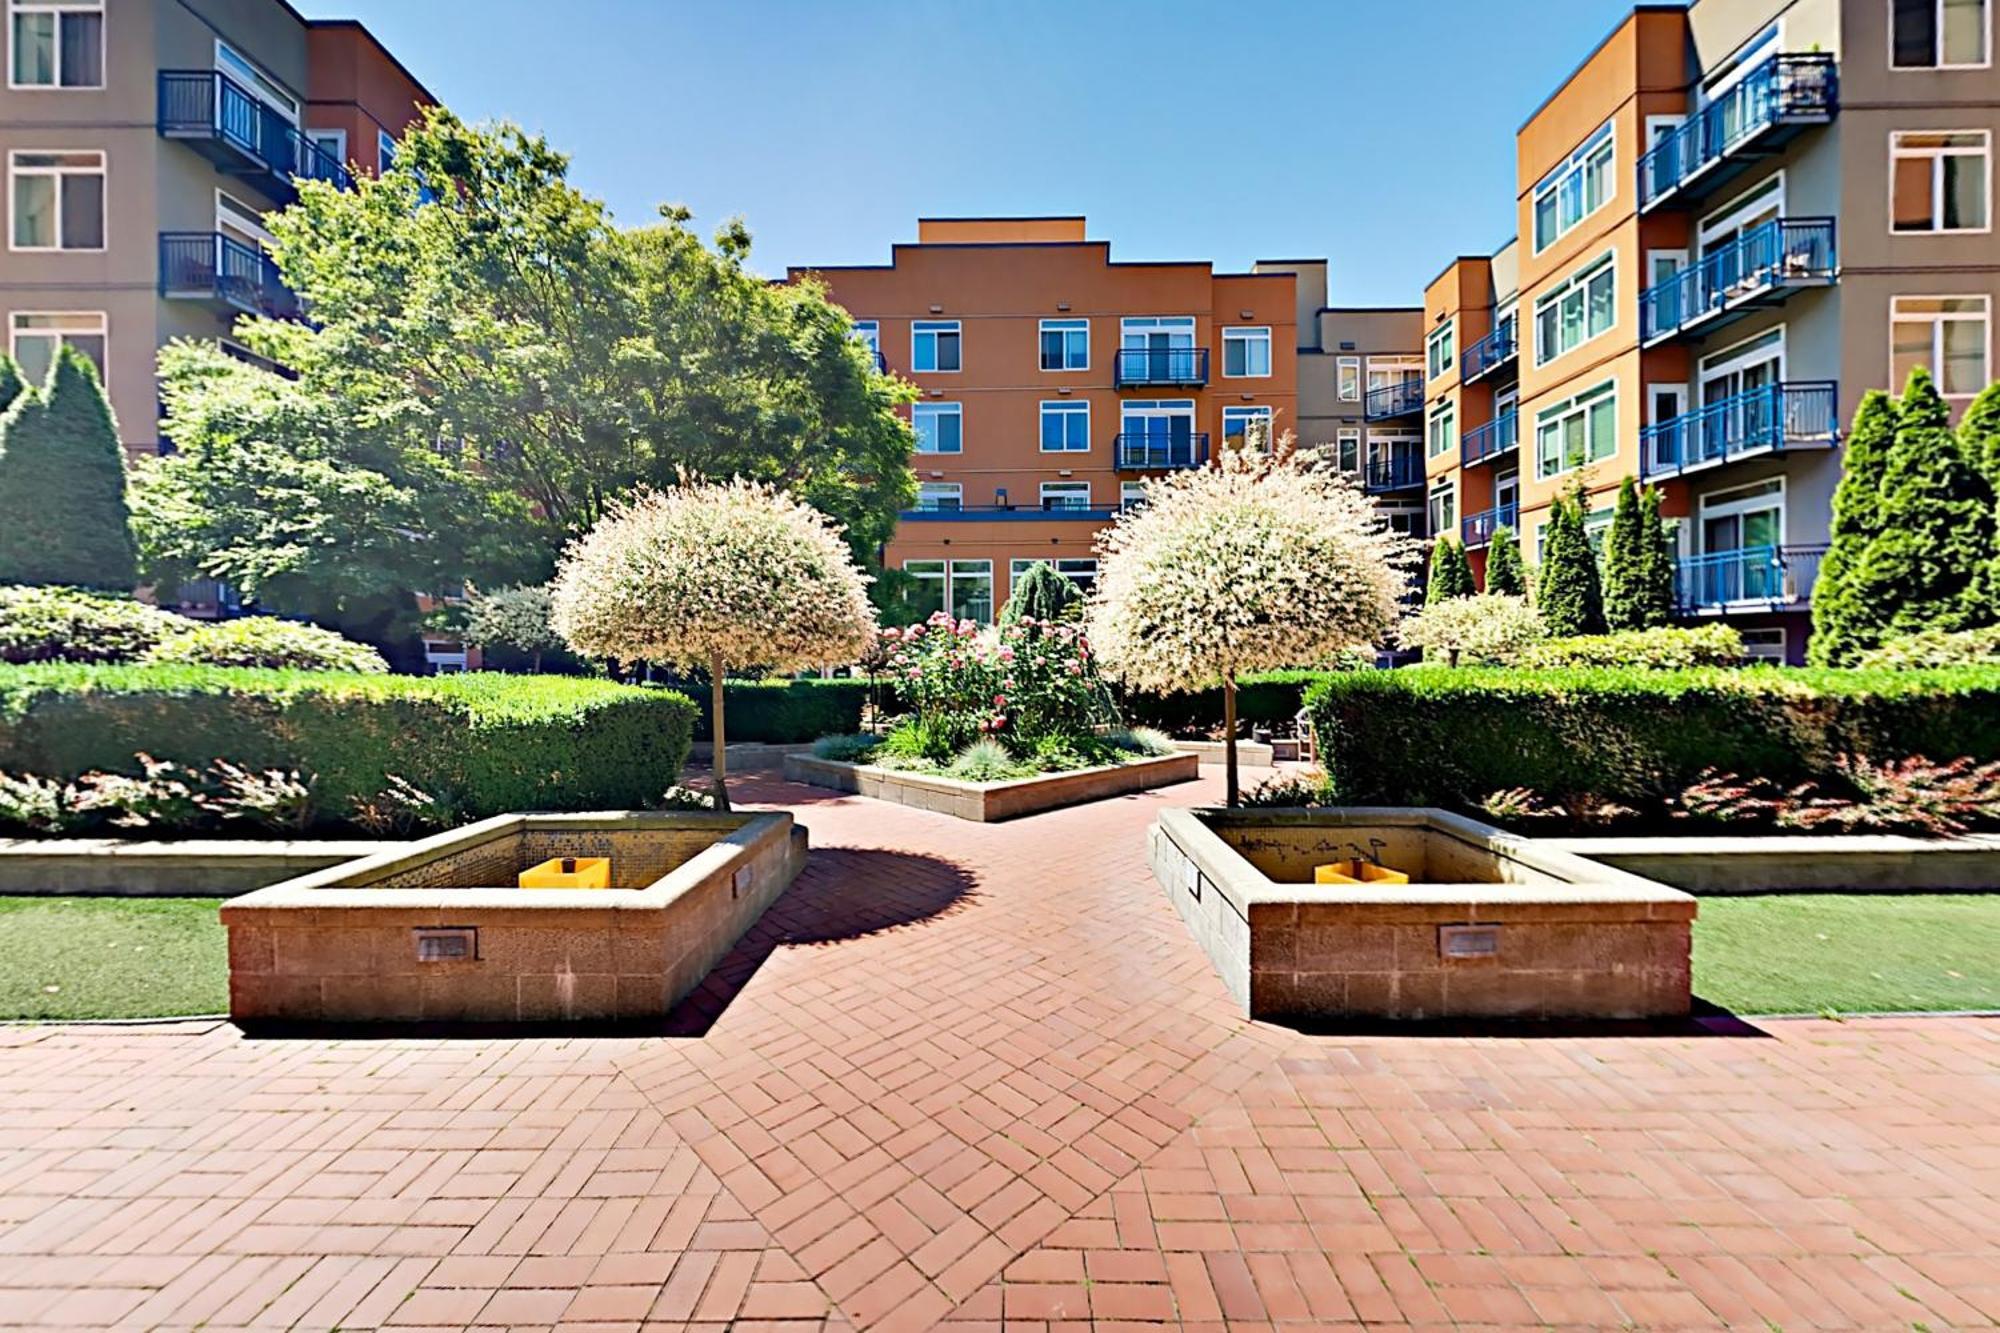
0, 0, 432, 459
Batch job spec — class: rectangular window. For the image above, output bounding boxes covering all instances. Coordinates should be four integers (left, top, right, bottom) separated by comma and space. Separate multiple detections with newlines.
1040, 481, 1091, 511
1891, 130, 1990, 233
9, 0, 101, 88
1427, 480, 1456, 537
308, 128, 346, 166
1120, 480, 1147, 509
1891, 294, 1990, 394
1427, 403, 1456, 458
1892, 0, 1991, 67
1222, 326, 1271, 377
1011, 557, 1097, 591
1532, 122, 1615, 253
377, 129, 396, 173
851, 319, 879, 354
1222, 405, 1273, 451
912, 319, 961, 373
9, 309, 102, 385
1039, 399, 1089, 452
912, 401, 962, 454
1039, 318, 1088, 371
1337, 355, 1360, 401
1532, 252, 1616, 366
9, 149, 103, 251
1426, 320, 1455, 381
904, 559, 993, 624
1335, 426, 1361, 473
1534, 380, 1618, 479
915, 482, 961, 512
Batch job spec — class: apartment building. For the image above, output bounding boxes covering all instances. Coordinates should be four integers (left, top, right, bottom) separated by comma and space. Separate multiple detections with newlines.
789, 217, 1299, 621
1423, 0, 1997, 662
0, 0, 433, 459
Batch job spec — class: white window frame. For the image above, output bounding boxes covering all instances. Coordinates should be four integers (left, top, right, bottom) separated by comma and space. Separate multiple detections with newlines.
1337, 355, 1361, 401
1740, 627, 1788, 662
1427, 478, 1457, 538
1335, 426, 1362, 472
216, 188, 272, 246
903, 558, 994, 625
1221, 405, 1274, 450
1221, 326, 1272, 378
1426, 319, 1456, 381
851, 319, 879, 355
1889, 129, 1992, 235
1532, 250, 1616, 367
1119, 479, 1148, 509
1039, 399, 1089, 453
1888, 0, 1992, 69
377, 129, 396, 173
7, 147, 103, 252
1890, 293, 1991, 396
1531, 121, 1615, 254
915, 482, 962, 512
1010, 557, 1097, 589
911, 401, 963, 454
1038, 317, 1088, 372
1040, 480, 1092, 511
8, 308, 104, 384
7, 0, 103, 90
912, 319, 961, 374
307, 128, 347, 167
1426, 401, 1455, 458
215, 39, 298, 122
1534, 379, 1618, 480
1366, 355, 1423, 392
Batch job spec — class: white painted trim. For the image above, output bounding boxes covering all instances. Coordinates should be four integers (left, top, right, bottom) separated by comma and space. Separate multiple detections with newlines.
1531, 248, 1616, 367
1426, 317, 1456, 382
1887, 0, 1993, 70
1220, 325, 1273, 378
5, 0, 103, 91
8, 307, 106, 384
1887, 128, 1992, 236
911, 319, 962, 374
1038, 398, 1090, 453
6, 147, 105, 253
1530, 119, 1615, 254
1336, 355, 1361, 401
1889, 292, 1992, 397
1037, 317, 1090, 372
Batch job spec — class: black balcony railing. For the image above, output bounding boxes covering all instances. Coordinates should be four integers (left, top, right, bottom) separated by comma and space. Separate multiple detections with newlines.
1459, 318, 1517, 382
1363, 379, 1423, 420
1113, 346, 1207, 387
1638, 53, 1837, 212
159, 232, 302, 321
1462, 410, 1518, 467
1461, 502, 1519, 549
1675, 543, 1827, 614
158, 70, 353, 202
1642, 381, 1838, 479
1115, 431, 1209, 470
899, 502, 1115, 521
1362, 455, 1424, 493
1639, 218, 1836, 345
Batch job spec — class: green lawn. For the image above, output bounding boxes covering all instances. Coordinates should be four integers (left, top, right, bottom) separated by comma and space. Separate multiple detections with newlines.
0, 897, 226, 1020
1694, 893, 2000, 1016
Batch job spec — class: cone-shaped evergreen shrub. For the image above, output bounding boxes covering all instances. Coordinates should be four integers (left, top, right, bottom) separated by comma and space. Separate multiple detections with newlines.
1536, 490, 1605, 636
1483, 524, 1527, 596
1809, 389, 1899, 665
0, 353, 22, 415
1424, 537, 1475, 603
1636, 485, 1676, 627
1602, 476, 1647, 630
1963, 380, 2000, 494
1001, 560, 1081, 623
0, 346, 137, 591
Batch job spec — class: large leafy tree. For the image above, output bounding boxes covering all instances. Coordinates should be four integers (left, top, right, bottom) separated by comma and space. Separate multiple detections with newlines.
1809, 390, 1898, 665
1537, 489, 1606, 637
0, 346, 137, 591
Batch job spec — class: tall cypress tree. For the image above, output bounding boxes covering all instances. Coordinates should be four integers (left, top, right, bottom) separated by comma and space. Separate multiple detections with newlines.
1484, 524, 1527, 596
0, 346, 138, 591
1809, 389, 1899, 665
1425, 536, 1474, 603
1962, 379, 2000, 494
1601, 475, 1647, 630
0, 353, 22, 415
1636, 485, 1676, 627
1537, 490, 1606, 636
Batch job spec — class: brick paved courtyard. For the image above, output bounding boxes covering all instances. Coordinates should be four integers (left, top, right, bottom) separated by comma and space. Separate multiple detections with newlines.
0, 767, 1996, 1331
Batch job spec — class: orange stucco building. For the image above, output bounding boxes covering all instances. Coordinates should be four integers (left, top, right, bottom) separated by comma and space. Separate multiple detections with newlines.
305, 19, 437, 177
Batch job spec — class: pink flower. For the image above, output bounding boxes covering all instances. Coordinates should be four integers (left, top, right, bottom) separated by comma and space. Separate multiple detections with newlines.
993, 694, 1007, 707
1067, 662, 1083, 675
992, 714, 1008, 728
905, 667, 921, 678
997, 647, 1015, 662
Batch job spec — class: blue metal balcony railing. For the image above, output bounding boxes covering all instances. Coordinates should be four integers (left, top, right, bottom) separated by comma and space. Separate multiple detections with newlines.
1364, 379, 1424, 420
1115, 431, 1209, 470
158, 70, 353, 201
1642, 381, 1838, 479
1113, 347, 1208, 387
1362, 455, 1424, 493
1639, 53, 1837, 212
1674, 543, 1827, 613
158, 232, 302, 321
1461, 410, 1518, 467
1640, 218, 1836, 345
1460, 318, 1517, 383
1461, 502, 1519, 549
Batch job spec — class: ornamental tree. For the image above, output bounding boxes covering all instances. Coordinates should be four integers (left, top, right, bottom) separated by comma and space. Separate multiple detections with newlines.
550, 477, 875, 808
1809, 389, 1898, 665
0, 346, 138, 591
1087, 446, 1413, 805
1399, 593, 1544, 666
1536, 489, 1606, 636
1002, 560, 1081, 624
1424, 537, 1475, 603
464, 584, 563, 672
1483, 524, 1527, 596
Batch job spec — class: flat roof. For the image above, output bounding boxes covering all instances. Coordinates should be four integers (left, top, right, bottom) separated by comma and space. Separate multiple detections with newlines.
305, 18, 441, 109
1516, 3, 1686, 133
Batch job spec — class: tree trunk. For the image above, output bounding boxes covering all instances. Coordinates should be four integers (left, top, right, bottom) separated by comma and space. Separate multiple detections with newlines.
709, 655, 731, 812
531, 650, 543, 674
1223, 669, 1240, 808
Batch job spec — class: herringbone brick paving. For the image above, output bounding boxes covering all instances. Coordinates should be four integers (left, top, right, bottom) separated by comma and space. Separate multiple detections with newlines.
0, 766, 1995, 1330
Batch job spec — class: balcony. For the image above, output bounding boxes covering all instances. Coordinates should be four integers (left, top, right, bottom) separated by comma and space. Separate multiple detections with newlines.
1115, 432, 1209, 470
1363, 379, 1423, 421
159, 232, 302, 321
1362, 455, 1424, 493
1461, 410, 1518, 467
1675, 543, 1827, 614
1639, 218, 1836, 346
1113, 347, 1207, 388
1459, 319, 1517, 383
899, 502, 1115, 523
1638, 53, 1837, 213
1642, 381, 1838, 480
158, 70, 353, 203
1461, 502, 1519, 549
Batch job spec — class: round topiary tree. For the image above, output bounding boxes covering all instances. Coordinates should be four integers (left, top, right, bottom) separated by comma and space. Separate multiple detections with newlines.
1087, 447, 1413, 805
549, 477, 876, 809
1002, 560, 1080, 624
1399, 593, 1544, 666
1483, 524, 1527, 597
464, 584, 563, 672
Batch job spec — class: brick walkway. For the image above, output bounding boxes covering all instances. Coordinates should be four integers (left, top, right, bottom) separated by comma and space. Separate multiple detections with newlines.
1, 768, 1996, 1331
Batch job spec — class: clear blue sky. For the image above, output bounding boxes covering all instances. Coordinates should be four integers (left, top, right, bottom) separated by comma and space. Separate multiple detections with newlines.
293, 0, 1646, 306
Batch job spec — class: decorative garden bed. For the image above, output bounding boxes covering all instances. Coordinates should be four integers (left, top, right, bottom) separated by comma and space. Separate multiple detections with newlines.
784, 750, 1197, 822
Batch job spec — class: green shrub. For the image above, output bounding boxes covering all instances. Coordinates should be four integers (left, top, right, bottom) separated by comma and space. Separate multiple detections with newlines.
1106, 725, 1177, 758
811, 732, 882, 762
1120, 670, 1328, 736
947, 737, 1032, 782
1517, 624, 1744, 670
0, 586, 182, 664
0, 664, 695, 825
145, 617, 389, 673
1304, 665, 2000, 808
687, 678, 867, 743
0, 346, 138, 592
1857, 625, 2000, 670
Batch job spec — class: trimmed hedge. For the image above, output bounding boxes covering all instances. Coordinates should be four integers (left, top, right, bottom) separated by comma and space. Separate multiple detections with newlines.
0, 665, 695, 821
687, 678, 869, 743
146, 617, 390, 673
1119, 671, 1330, 736
1304, 665, 2000, 806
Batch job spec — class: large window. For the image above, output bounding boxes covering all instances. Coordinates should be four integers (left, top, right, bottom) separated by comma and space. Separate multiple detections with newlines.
1891, 294, 1990, 395
1891, 130, 1990, 232
1010, 557, 1097, 592
1532, 122, 1614, 253
1337, 355, 1360, 402
1427, 402, 1455, 458
1039, 399, 1088, 452
851, 319, 879, 355
912, 319, 961, 373
1426, 320, 1455, 381
1891, 0, 1990, 68
1427, 480, 1456, 538
1533, 252, 1615, 366
215, 39, 296, 120
9, 0, 101, 88
1040, 481, 1091, 510
1534, 380, 1617, 479
9, 309, 102, 385
9, 149, 102, 251
912, 401, 962, 453
915, 482, 962, 512
1222, 405, 1273, 450
1039, 318, 1087, 371
904, 559, 993, 624
1222, 326, 1271, 377
1335, 426, 1361, 473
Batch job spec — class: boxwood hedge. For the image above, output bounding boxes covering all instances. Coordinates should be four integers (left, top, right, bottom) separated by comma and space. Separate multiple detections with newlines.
1119, 671, 1329, 736
1304, 665, 2000, 806
0, 664, 696, 818
686, 678, 870, 744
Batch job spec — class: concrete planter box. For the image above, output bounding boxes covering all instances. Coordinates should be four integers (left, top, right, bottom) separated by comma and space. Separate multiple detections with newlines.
686, 740, 815, 771
0, 838, 394, 897
1151, 807, 1695, 1023
222, 811, 806, 1025
1546, 833, 2000, 894
784, 751, 1198, 821
1172, 739, 1275, 767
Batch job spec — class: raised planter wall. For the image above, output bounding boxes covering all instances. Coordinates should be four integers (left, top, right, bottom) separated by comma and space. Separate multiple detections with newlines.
1546, 833, 2000, 894
0, 839, 394, 897
784, 751, 1198, 821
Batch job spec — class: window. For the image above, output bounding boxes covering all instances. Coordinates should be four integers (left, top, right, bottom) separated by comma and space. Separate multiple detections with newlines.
1221, 405, 1274, 451
9, 310, 102, 385
1891, 295, 1990, 394
215, 40, 296, 120
1891, 131, 1990, 232
1040, 481, 1091, 511
1740, 628, 1788, 662
307, 129, 346, 166
1120, 480, 1147, 509
1039, 400, 1089, 452
377, 130, 397, 174
1222, 326, 1271, 377
1532, 121, 1614, 253
912, 401, 962, 453
912, 319, 961, 373
1039, 318, 1088, 371
851, 320, 880, 354
904, 559, 993, 624
1427, 402, 1455, 458
915, 482, 962, 512
1011, 557, 1097, 591
1427, 480, 1456, 538
1534, 380, 1617, 479
1532, 252, 1615, 365
1426, 320, 1455, 381
8, 149, 101, 251
1891, 0, 1990, 68
1337, 355, 1360, 402
1335, 426, 1361, 473
9, 0, 101, 88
